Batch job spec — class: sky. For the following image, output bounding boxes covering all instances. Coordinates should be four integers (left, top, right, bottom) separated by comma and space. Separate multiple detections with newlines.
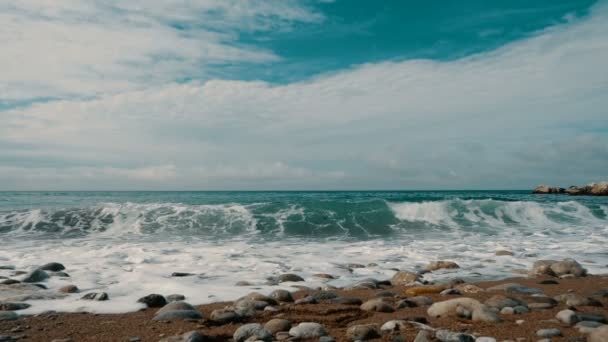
0, 0, 607, 190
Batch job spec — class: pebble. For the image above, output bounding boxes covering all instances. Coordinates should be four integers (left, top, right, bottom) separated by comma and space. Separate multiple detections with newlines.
38, 262, 65, 272
137, 294, 167, 308
426, 261, 460, 271
233, 323, 272, 342
289, 322, 327, 338
58, 285, 79, 293
556, 309, 579, 325
435, 329, 475, 342
153, 310, 202, 321
264, 319, 292, 334
346, 324, 380, 341
414, 330, 432, 342
277, 273, 304, 282
589, 325, 608, 342
294, 295, 317, 305
536, 329, 562, 338
171, 272, 194, 277
209, 309, 240, 324
0, 311, 18, 321
21, 269, 49, 283
391, 271, 419, 286
166, 294, 185, 302
311, 291, 339, 301
81, 292, 109, 301
360, 298, 394, 312
268, 289, 293, 303
0, 303, 30, 311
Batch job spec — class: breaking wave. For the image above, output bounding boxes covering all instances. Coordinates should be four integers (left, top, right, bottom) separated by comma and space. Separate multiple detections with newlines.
1, 199, 606, 239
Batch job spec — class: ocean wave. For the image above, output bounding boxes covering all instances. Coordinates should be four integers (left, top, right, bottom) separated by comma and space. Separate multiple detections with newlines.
1, 199, 606, 238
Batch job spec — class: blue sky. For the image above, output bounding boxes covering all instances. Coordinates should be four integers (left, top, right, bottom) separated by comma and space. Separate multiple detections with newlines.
0, 0, 607, 190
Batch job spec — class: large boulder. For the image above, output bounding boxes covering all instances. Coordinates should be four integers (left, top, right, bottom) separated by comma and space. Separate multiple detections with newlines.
428, 298, 501, 323
533, 185, 564, 194
391, 271, 419, 286
588, 182, 608, 196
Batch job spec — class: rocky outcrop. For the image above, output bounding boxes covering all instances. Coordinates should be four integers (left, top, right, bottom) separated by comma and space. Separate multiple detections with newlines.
534, 182, 608, 196
533, 185, 564, 194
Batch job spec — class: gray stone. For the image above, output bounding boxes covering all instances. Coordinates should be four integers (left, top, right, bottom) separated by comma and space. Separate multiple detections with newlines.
590, 326, 608, 342
311, 291, 339, 300
346, 324, 380, 341
240, 292, 278, 305
554, 293, 602, 307
428, 298, 501, 323
294, 295, 317, 305
484, 295, 527, 310
528, 302, 554, 310
22, 269, 49, 283
81, 292, 109, 301
235, 281, 253, 286
166, 294, 185, 302
486, 283, 543, 295
500, 307, 515, 315
577, 313, 607, 323
137, 294, 167, 308
319, 337, 336, 342
414, 330, 432, 342
156, 301, 197, 315
39, 262, 65, 272
476, 338, 497, 342
153, 310, 203, 321
556, 310, 579, 325
264, 319, 292, 334
456, 306, 472, 319
289, 322, 327, 338
209, 309, 240, 324
328, 297, 362, 305
550, 259, 587, 277
268, 289, 293, 303
0, 303, 30, 311
0, 311, 18, 321
277, 274, 304, 282
398, 296, 434, 308
159, 331, 205, 342
360, 298, 394, 312
391, 271, 419, 286
536, 329, 562, 338
171, 272, 194, 277
233, 323, 272, 342
435, 329, 475, 342
380, 320, 406, 333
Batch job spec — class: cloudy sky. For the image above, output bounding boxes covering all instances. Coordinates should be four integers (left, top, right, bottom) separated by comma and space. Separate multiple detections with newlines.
1, 0, 607, 190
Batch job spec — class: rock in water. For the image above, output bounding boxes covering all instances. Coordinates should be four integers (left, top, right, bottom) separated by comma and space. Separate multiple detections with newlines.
22, 269, 49, 283
166, 294, 186, 302
39, 262, 65, 272
0, 311, 18, 321
58, 285, 79, 293
426, 261, 460, 271
277, 273, 304, 282
550, 259, 587, 277
0, 303, 30, 311
533, 185, 565, 194
391, 271, 419, 286
289, 322, 327, 338
346, 324, 380, 341
233, 323, 272, 342
81, 292, 109, 301
137, 294, 167, 308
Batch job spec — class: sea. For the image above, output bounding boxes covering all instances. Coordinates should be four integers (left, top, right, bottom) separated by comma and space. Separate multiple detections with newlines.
1, 191, 607, 314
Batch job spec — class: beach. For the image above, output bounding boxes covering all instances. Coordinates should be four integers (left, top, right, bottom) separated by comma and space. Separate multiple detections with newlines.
1, 266, 607, 341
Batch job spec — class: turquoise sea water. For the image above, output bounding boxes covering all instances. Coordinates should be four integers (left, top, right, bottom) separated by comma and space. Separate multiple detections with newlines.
1, 191, 607, 314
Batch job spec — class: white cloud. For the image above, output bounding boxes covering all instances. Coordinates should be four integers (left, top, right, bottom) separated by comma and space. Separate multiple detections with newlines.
1, 2, 607, 189
0, 1, 322, 101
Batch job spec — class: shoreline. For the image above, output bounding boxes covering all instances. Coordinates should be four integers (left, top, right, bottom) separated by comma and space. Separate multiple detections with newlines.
2, 261, 608, 341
